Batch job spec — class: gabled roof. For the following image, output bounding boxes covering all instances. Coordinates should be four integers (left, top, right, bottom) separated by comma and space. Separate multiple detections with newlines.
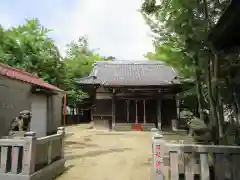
76, 60, 180, 86
0, 63, 64, 92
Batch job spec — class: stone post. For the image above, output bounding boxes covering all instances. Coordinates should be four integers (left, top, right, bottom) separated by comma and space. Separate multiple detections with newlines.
151, 128, 159, 139
152, 132, 165, 180
151, 128, 159, 155
171, 119, 177, 131
22, 131, 36, 175
57, 127, 65, 158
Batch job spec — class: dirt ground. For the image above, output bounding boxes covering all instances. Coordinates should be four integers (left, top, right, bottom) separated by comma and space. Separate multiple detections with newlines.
56, 125, 153, 180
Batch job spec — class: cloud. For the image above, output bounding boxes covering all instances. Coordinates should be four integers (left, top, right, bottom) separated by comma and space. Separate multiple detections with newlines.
0, 0, 154, 60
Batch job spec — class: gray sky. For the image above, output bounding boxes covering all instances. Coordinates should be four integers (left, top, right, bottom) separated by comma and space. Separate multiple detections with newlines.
0, 0, 154, 60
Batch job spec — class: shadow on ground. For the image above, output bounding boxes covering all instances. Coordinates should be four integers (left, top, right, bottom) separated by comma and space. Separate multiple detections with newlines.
65, 141, 100, 150
160, 131, 194, 143
66, 148, 132, 160
95, 133, 131, 136
56, 164, 75, 179
141, 158, 152, 166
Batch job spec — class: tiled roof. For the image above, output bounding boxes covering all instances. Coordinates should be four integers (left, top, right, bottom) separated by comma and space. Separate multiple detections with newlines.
0, 63, 64, 92
76, 60, 179, 86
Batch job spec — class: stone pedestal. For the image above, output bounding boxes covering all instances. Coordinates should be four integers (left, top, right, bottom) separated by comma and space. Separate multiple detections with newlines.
157, 122, 162, 130
171, 119, 177, 131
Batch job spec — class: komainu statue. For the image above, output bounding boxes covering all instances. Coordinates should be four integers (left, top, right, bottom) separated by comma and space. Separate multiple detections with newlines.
8, 110, 32, 136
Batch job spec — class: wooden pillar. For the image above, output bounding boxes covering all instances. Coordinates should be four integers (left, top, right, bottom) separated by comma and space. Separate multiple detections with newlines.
143, 100, 146, 124
126, 100, 130, 123
112, 95, 116, 128
173, 96, 180, 131
90, 107, 93, 122
157, 99, 162, 130
135, 100, 138, 124
177, 97, 180, 122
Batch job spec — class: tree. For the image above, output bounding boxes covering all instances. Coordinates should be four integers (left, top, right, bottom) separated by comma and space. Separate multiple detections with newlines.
63, 36, 102, 107
0, 18, 115, 112
63, 36, 115, 107
0, 19, 98, 108
0, 19, 66, 87
141, 0, 234, 144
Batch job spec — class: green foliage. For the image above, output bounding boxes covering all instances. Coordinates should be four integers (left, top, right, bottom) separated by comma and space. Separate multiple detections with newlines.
141, 0, 229, 79
141, 1, 228, 100
63, 36, 102, 107
64, 36, 101, 79
141, 0, 240, 144
0, 19, 66, 86
0, 19, 106, 107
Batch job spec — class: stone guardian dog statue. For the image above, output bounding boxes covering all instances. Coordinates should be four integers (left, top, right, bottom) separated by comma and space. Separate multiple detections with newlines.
8, 110, 32, 136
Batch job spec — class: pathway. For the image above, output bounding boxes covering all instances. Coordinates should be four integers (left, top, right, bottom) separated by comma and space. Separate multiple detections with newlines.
56, 125, 152, 180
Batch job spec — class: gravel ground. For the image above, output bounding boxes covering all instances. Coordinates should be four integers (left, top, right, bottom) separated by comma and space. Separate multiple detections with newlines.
56, 125, 152, 180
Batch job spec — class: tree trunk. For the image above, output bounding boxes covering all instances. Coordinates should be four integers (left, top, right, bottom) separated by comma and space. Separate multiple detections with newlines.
226, 74, 236, 125
212, 52, 224, 139
194, 54, 205, 120
233, 88, 240, 124
217, 98, 224, 138
201, 0, 224, 144
206, 57, 219, 144
232, 102, 237, 124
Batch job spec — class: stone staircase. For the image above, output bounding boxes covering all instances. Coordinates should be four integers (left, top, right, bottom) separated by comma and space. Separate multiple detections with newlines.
113, 123, 156, 131
114, 123, 132, 131
141, 123, 156, 131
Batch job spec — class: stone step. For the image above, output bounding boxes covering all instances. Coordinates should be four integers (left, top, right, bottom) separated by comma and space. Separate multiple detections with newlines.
114, 123, 156, 131
141, 124, 155, 127
115, 123, 155, 126
114, 125, 132, 131
142, 124, 155, 131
